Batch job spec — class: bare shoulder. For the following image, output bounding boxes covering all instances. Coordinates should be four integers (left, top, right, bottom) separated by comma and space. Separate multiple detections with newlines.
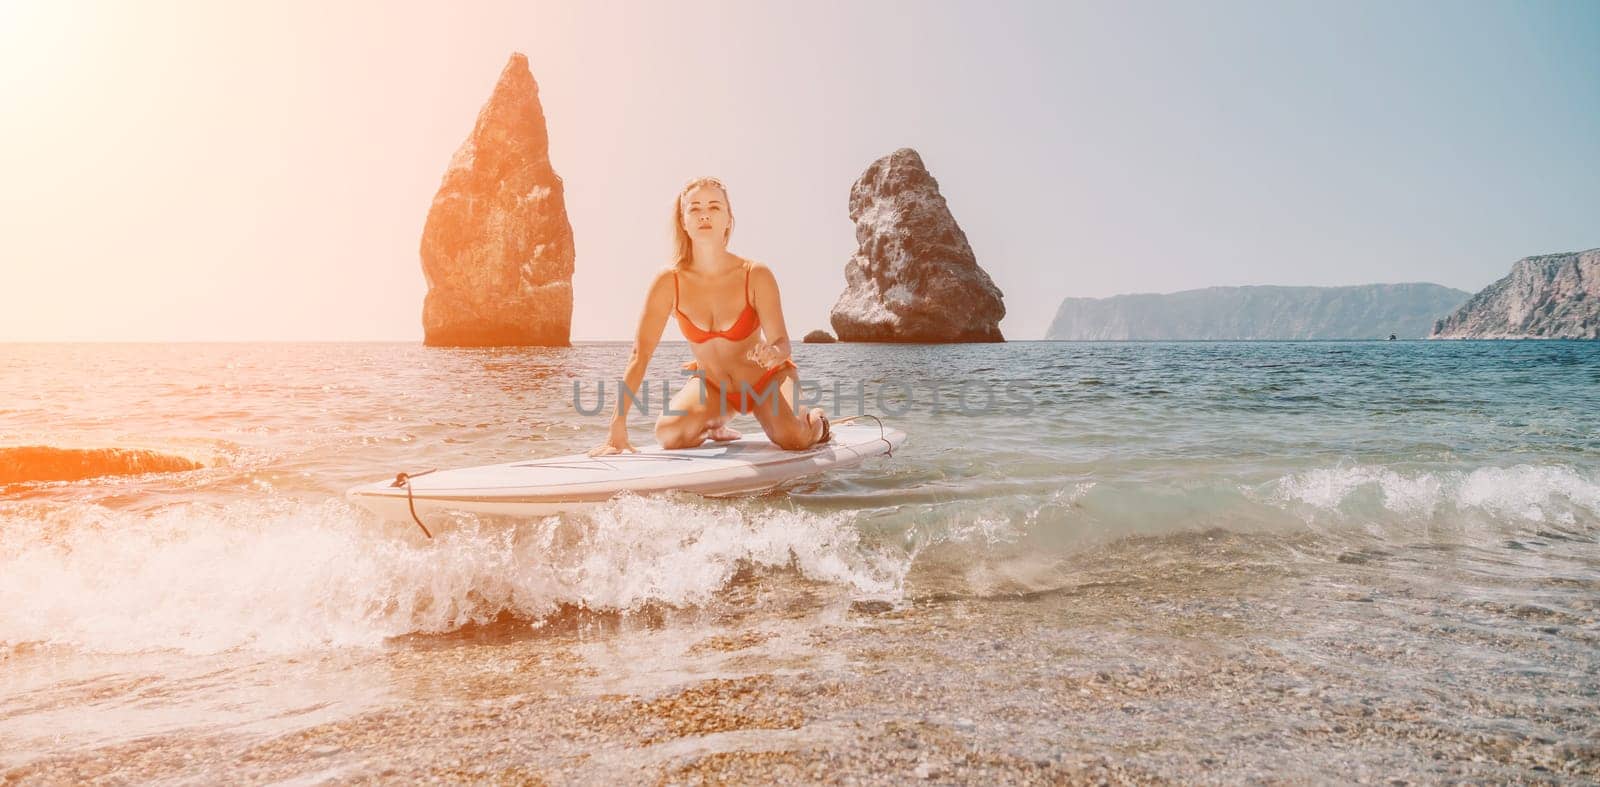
648, 265, 681, 289
643, 266, 679, 304
741, 258, 779, 288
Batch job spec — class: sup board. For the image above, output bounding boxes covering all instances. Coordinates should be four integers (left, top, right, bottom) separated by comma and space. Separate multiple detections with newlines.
346, 420, 906, 523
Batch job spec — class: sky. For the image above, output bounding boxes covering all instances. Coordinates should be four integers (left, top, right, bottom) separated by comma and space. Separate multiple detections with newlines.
1, 0, 1596, 342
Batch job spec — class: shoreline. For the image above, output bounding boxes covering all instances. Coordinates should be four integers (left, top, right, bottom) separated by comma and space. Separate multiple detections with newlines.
6, 531, 1596, 783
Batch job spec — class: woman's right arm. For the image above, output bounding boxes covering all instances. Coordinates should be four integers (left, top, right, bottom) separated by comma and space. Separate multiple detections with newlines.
589, 269, 675, 456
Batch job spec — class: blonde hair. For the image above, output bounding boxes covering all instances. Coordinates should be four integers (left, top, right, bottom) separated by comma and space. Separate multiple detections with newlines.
671, 176, 734, 268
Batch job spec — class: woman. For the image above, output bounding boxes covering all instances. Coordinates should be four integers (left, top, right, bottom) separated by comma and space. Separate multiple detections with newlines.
588, 177, 830, 456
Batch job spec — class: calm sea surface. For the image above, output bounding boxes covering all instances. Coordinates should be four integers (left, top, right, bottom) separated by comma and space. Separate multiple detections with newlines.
2, 341, 1597, 781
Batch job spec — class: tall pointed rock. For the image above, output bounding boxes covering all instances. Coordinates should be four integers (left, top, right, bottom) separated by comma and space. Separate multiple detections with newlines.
421, 53, 574, 346
829, 148, 1005, 342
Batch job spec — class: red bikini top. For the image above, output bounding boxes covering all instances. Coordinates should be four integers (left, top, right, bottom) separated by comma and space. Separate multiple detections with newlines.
674, 265, 760, 343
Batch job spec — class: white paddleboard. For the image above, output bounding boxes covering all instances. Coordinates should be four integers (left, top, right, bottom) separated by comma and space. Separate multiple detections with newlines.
347, 420, 906, 521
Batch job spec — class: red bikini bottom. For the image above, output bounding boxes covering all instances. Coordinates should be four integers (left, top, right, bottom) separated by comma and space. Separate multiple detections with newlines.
699, 359, 798, 415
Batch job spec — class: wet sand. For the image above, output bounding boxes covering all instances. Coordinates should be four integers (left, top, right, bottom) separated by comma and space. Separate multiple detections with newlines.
7, 531, 1597, 785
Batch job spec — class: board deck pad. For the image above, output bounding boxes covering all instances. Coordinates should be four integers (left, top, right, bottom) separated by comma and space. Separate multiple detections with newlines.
347, 421, 906, 520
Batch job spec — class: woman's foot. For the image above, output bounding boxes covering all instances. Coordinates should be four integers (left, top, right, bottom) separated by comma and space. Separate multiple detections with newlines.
807, 409, 831, 448
706, 423, 742, 441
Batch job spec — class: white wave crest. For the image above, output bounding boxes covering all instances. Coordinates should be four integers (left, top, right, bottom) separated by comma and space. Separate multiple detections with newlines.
1261, 464, 1600, 526
0, 494, 907, 655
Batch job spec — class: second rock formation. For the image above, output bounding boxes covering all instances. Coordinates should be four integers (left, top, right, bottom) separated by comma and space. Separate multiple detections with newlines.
829, 149, 1005, 342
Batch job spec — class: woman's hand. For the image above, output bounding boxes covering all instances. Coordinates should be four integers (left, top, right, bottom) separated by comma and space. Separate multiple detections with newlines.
745, 340, 788, 368
587, 419, 638, 457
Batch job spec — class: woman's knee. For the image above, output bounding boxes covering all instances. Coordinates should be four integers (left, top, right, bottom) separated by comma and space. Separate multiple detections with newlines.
655, 415, 703, 449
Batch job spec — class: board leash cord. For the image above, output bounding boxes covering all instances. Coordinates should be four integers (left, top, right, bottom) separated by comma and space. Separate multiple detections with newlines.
833, 413, 893, 457
390, 468, 439, 538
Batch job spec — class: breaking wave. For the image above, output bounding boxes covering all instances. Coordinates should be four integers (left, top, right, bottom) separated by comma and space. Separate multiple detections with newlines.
4, 462, 1594, 654
0, 494, 907, 654
0, 446, 205, 484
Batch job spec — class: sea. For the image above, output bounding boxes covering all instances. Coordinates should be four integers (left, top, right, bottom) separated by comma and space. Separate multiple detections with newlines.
2, 340, 1597, 783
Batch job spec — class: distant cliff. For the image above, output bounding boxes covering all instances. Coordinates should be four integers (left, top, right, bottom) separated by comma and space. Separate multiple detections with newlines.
1046, 283, 1468, 340
1430, 249, 1600, 339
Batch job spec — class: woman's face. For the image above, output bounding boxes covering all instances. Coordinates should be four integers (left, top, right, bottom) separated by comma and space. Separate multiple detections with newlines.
680, 184, 731, 241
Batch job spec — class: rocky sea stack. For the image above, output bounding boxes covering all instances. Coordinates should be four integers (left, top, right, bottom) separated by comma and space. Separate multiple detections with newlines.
1431, 249, 1600, 339
829, 149, 1005, 342
802, 329, 837, 343
420, 53, 575, 347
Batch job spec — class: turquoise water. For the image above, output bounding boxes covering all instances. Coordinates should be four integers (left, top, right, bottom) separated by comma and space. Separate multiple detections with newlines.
1, 340, 1597, 778
2, 340, 1597, 644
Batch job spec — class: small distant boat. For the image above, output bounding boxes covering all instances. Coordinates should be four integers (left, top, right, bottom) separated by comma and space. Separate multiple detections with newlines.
1388, 334, 1397, 341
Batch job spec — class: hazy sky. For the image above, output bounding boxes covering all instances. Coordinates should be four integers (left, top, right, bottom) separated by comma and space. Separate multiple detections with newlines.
2, 0, 1596, 341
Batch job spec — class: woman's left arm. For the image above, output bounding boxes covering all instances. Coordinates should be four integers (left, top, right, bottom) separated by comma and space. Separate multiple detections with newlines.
746, 262, 793, 367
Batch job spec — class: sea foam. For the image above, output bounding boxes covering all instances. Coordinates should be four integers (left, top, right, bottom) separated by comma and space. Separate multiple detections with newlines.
0, 494, 907, 655
1261, 464, 1600, 528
